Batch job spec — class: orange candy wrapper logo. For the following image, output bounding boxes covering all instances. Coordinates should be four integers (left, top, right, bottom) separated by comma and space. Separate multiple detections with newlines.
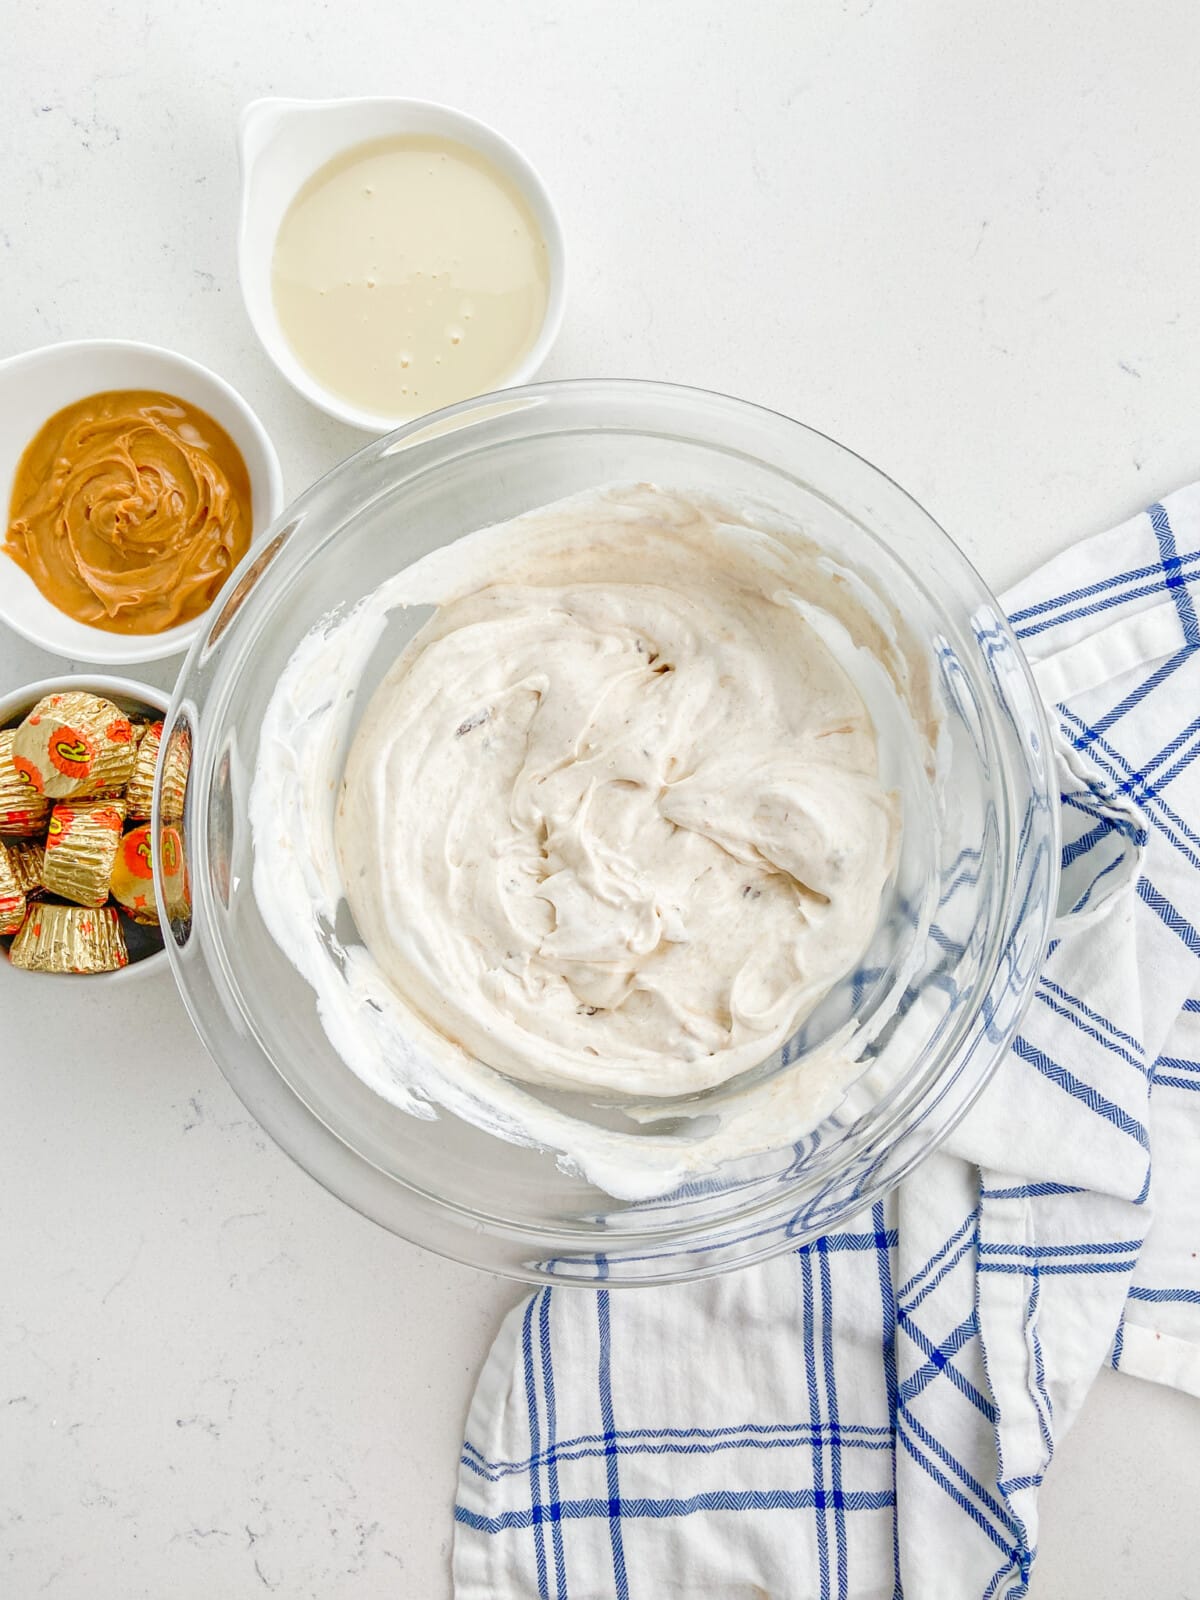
12, 753, 44, 794
45, 810, 71, 847
160, 828, 182, 876
48, 726, 96, 780
121, 828, 154, 880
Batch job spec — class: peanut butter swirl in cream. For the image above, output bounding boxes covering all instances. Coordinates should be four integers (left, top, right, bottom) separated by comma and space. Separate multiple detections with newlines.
5, 390, 252, 634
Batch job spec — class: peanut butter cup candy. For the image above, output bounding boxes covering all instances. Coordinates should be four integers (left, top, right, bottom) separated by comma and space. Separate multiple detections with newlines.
9, 903, 129, 974
42, 799, 126, 908
11, 692, 136, 800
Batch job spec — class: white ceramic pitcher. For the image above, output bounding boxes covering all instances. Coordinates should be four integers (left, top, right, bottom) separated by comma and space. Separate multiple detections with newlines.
237, 96, 567, 434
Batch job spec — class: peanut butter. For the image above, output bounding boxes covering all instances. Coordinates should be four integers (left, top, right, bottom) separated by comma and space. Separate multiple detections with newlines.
4, 390, 253, 634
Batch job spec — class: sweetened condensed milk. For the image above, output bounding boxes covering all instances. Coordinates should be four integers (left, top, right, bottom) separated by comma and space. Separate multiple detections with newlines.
271, 134, 550, 418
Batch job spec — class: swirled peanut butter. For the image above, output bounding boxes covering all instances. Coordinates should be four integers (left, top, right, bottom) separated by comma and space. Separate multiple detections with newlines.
4, 390, 253, 634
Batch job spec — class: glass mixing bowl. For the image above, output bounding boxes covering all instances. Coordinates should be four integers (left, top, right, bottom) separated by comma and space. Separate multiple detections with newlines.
154, 380, 1056, 1285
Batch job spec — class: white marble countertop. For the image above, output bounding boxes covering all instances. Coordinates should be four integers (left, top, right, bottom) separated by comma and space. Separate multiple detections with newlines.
4, 2, 1200, 1595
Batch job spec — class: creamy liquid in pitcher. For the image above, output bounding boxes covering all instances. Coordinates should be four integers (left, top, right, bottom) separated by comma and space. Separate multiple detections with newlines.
271, 134, 551, 418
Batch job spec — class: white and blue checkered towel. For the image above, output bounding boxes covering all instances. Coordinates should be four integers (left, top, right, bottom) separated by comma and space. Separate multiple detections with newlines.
453, 484, 1200, 1600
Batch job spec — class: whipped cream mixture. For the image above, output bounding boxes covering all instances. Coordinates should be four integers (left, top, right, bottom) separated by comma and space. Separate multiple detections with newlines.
252, 485, 934, 1199
337, 503, 898, 1098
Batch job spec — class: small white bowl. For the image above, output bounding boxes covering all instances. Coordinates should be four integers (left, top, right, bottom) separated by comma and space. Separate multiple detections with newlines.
0, 339, 284, 665
0, 674, 169, 983
237, 96, 567, 433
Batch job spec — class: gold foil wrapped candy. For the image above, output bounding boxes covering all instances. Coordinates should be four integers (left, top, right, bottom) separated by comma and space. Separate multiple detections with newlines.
0, 687, 170, 975
42, 799, 126, 908
123, 720, 163, 822
109, 824, 158, 924
158, 721, 191, 825
159, 823, 191, 928
11, 691, 136, 800
0, 847, 25, 936
0, 729, 51, 835
9, 903, 129, 974
4, 838, 45, 897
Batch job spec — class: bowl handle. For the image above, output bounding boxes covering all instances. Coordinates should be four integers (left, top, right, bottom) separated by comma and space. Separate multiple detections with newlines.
238, 97, 297, 181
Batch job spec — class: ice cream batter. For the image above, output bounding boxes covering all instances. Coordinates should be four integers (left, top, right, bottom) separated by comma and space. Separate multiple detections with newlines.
336, 496, 898, 1098
253, 484, 933, 1198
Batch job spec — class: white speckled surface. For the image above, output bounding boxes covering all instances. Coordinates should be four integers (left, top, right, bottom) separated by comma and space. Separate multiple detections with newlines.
3, 3, 1200, 1595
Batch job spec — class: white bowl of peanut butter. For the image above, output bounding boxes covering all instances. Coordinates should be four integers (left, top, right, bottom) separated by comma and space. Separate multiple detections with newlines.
237, 97, 567, 432
0, 339, 284, 665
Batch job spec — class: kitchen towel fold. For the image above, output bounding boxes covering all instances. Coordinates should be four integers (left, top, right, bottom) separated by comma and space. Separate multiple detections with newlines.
452, 482, 1200, 1600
